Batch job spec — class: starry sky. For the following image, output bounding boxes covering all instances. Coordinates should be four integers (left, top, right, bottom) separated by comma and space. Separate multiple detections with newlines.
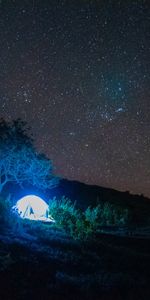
0, 0, 150, 197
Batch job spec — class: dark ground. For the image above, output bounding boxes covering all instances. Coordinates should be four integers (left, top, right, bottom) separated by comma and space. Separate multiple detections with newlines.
0, 222, 150, 300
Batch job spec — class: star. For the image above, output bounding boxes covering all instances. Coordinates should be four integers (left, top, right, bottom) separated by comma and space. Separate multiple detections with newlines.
0, 0, 149, 197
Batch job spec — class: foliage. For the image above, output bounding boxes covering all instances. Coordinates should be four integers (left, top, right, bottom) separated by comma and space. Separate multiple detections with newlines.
0, 118, 33, 148
0, 118, 59, 193
0, 196, 7, 223
85, 202, 129, 227
49, 197, 129, 240
49, 196, 90, 239
0, 194, 12, 225
49, 196, 79, 235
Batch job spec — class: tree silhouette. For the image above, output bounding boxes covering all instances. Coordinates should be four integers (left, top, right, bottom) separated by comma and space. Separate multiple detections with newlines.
0, 118, 59, 193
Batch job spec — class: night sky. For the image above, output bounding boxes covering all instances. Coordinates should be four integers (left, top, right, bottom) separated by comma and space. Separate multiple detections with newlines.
0, 0, 150, 197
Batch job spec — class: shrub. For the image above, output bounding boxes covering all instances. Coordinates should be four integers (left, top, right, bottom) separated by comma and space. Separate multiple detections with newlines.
0, 193, 22, 231
0, 196, 7, 223
85, 204, 102, 229
85, 202, 129, 227
49, 197, 129, 241
49, 196, 90, 239
49, 196, 80, 234
0, 194, 13, 224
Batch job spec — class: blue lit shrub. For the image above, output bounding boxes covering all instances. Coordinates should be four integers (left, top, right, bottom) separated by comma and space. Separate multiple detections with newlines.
49, 197, 129, 241
49, 196, 79, 230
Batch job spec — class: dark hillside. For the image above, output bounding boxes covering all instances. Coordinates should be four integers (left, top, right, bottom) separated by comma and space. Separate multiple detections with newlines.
50, 179, 150, 225
1, 225, 150, 300
8, 179, 150, 225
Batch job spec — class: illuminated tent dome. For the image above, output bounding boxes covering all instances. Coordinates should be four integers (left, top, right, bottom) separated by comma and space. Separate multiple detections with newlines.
13, 195, 54, 222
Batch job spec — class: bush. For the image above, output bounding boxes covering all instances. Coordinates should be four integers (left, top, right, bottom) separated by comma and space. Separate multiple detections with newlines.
0, 193, 21, 231
49, 197, 129, 241
0, 196, 7, 223
85, 202, 129, 227
0, 194, 13, 224
49, 197, 98, 240
49, 196, 79, 234
49, 196, 91, 239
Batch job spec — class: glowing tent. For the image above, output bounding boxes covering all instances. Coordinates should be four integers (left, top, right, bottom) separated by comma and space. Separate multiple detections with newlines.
13, 195, 54, 222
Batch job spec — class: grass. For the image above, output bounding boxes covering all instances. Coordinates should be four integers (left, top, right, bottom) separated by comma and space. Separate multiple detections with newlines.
1, 222, 150, 300
0, 194, 150, 299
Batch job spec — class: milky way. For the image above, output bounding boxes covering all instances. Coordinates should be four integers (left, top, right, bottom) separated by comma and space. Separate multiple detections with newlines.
0, 0, 150, 197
